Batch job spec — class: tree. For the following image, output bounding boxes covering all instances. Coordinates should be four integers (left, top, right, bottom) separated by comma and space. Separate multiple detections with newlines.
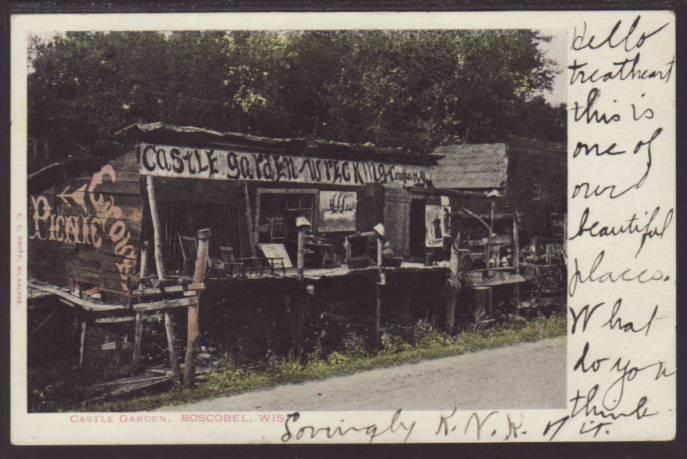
28, 30, 563, 172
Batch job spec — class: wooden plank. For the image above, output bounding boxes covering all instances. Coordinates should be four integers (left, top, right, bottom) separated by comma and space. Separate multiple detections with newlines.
357, 183, 383, 233
29, 245, 142, 280
53, 198, 143, 220
251, 184, 260, 259
94, 316, 136, 324
486, 199, 495, 266
407, 186, 498, 199
31, 262, 132, 297
445, 231, 460, 334
259, 243, 293, 269
132, 296, 196, 312
383, 187, 411, 257
88, 375, 171, 397
146, 176, 166, 280
374, 283, 382, 350
164, 311, 181, 384
29, 308, 59, 336
29, 281, 126, 312
139, 241, 149, 278
70, 246, 139, 264
155, 177, 242, 204
29, 279, 194, 312
133, 284, 186, 297
297, 229, 306, 281
79, 318, 88, 368
110, 149, 143, 172
53, 177, 142, 196
512, 211, 521, 312
183, 228, 211, 387
243, 182, 256, 257
63, 264, 134, 293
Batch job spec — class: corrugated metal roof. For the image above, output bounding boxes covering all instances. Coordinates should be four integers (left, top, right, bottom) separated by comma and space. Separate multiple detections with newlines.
431, 143, 508, 190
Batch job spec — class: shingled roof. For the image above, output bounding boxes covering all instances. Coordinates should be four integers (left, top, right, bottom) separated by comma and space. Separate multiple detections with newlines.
431, 143, 508, 190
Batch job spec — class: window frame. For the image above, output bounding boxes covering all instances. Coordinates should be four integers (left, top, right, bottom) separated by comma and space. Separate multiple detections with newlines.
254, 187, 319, 248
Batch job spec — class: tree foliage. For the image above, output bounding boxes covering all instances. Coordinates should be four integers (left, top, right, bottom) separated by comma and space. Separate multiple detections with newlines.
28, 30, 565, 171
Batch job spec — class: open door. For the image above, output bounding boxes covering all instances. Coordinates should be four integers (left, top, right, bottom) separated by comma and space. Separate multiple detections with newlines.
409, 198, 426, 259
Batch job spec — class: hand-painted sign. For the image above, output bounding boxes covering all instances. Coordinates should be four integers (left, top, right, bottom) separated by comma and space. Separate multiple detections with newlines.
319, 191, 357, 232
440, 195, 451, 236
30, 165, 138, 291
258, 243, 293, 269
138, 143, 430, 188
425, 204, 445, 248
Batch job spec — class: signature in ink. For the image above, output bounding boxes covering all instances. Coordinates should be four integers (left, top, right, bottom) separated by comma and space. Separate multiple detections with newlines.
281, 409, 416, 443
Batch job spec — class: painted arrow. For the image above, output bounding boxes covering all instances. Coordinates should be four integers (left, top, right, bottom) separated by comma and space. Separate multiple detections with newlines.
57, 183, 88, 214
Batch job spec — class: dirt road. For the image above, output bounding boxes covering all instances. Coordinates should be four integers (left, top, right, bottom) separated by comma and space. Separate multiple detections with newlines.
160, 337, 566, 411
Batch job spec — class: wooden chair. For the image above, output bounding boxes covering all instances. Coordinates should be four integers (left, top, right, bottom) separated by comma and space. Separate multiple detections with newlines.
220, 246, 244, 278
264, 257, 286, 276
177, 233, 198, 275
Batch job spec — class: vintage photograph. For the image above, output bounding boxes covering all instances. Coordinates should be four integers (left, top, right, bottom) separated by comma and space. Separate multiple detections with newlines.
25, 28, 567, 413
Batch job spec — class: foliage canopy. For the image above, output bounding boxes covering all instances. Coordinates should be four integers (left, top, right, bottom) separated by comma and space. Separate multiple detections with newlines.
28, 30, 565, 171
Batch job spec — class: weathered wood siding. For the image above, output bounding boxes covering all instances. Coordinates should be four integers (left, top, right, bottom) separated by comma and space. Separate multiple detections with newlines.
28, 150, 143, 303
383, 186, 411, 257
356, 183, 384, 233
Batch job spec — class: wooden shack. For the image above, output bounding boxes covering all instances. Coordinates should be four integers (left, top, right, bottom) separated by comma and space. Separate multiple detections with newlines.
27, 123, 458, 384
429, 136, 567, 317
431, 135, 566, 242
28, 122, 442, 302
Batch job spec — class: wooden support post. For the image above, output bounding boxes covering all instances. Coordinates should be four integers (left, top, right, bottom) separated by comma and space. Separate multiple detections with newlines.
445, 284, 457, 334
134, 241, 149, 368
373, 283, 382, 350
376, 237, 383, 268
486, 199, 495, 266
139, 241, 149, 280
285, 293, 295, 352
183, 228, 211, 387
445, 232, 461, 335
297, 229, 306, 281
373, 236, 384, 349
79, 317, 88, 368
287, 292, 305, 356
293, 218, 311, 354
243, 183, 256, 257
164, 312, 181, 383
145, 176, 166, 280
145, 175, 180, 382
132, 312, 144, 368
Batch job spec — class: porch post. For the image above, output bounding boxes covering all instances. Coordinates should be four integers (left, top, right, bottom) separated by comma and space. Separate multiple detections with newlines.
145, 175, 181, 384
183, 228, 211, 387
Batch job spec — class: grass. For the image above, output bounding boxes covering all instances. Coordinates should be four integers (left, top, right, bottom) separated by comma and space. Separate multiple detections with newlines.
84, 314, 565, 412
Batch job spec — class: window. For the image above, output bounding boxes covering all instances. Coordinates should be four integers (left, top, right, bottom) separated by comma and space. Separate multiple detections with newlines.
258, 192, 315, 244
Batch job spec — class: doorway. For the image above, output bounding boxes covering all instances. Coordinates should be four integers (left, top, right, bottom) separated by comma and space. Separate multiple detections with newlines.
409, 198, 426, 259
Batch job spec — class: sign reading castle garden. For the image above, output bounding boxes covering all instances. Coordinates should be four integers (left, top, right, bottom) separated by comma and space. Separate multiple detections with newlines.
138, 143, 431, 187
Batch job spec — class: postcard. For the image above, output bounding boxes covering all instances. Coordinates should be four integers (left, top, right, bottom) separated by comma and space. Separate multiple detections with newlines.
9, 9, 676, 444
